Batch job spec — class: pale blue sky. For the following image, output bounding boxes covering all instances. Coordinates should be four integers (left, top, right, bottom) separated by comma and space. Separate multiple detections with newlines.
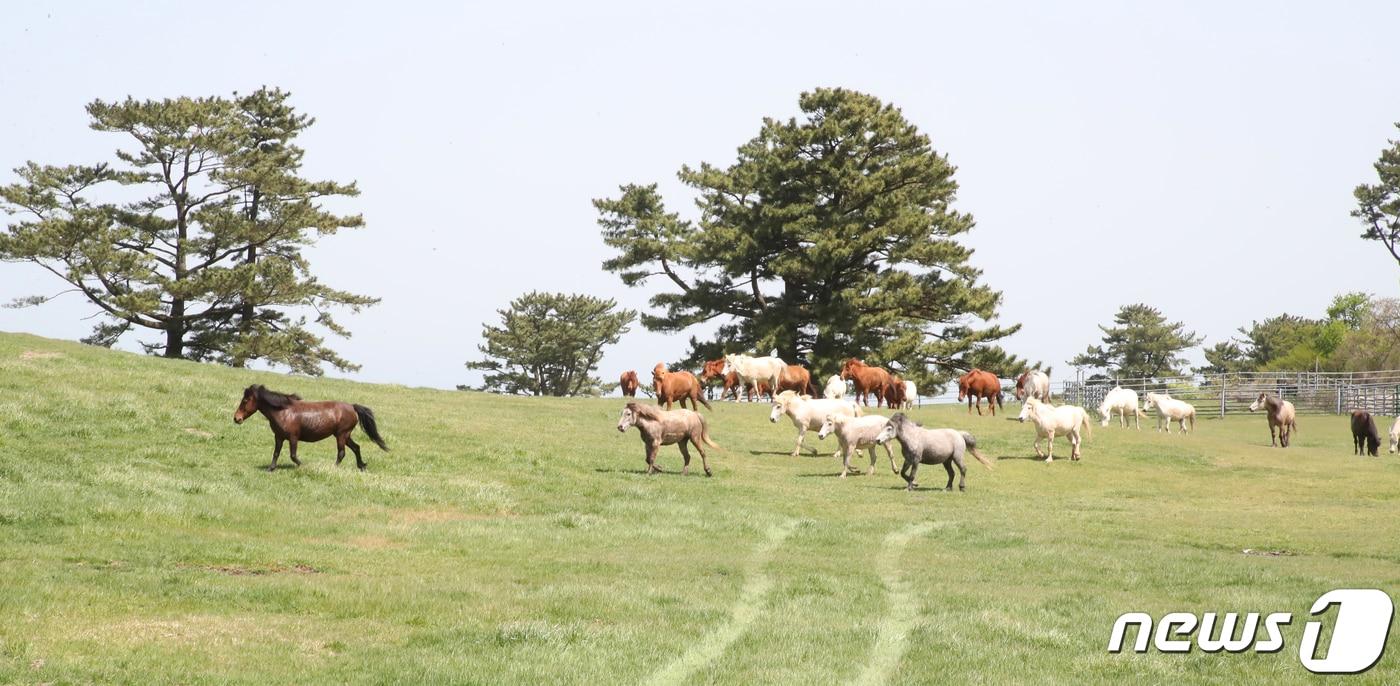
3, 1, 1399, 390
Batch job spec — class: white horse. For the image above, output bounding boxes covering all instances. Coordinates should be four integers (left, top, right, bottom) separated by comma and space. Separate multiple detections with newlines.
901, 380, 919, 409
724, 353, 786, 402
1017, 397, 1091, 462
823, 374, 847, 400
1015, 370, 1050, 402
1389, 417, 1400, 453
1144, 392, 1195, 433
818, 413, 895, 477
769, 390, 860, 457
1098, 386, 1145, 429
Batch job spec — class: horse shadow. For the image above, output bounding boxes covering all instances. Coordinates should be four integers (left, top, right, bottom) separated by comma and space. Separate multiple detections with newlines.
253, 462, 299, 471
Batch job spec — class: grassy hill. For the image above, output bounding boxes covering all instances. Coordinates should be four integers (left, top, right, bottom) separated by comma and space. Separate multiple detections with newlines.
0, 330, 1397, 684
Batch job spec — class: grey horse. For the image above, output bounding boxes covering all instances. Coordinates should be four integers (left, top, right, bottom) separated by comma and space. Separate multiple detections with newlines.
874, 413, 993, 491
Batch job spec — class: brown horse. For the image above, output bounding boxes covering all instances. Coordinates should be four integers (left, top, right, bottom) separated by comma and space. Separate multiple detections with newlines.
233, 384, 389, 471
619, 370, 640, 397
776, 364, 816, 396
1351, 410, 1380, 456
1249, 393, 1297, 447
883, 374, 907, 409
701, 358, 727, 399
616, 402, 719, 476
653, 363, 712, 411
841, 358, 893, 407
958, 369, 1003, 416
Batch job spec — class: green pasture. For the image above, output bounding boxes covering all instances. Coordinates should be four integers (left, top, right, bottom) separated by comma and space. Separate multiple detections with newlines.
0, 332, 1397, 684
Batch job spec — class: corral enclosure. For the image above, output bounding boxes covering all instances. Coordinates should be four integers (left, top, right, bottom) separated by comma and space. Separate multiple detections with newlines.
1, 331, 1398, 684
1055, 371, 1400, 417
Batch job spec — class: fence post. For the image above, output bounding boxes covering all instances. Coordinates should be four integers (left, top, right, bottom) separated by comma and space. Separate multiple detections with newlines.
1336, 387, 1342, 415
1219, 375, 1226, 419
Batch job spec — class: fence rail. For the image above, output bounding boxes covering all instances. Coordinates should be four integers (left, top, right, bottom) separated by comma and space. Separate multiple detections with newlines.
1045, 371, 1400, 417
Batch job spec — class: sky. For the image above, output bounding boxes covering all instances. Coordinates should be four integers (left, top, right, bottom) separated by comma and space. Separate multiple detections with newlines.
2, 1, 1399, 392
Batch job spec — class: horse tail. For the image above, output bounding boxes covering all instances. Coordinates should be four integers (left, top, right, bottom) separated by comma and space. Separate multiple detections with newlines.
695, 385, 713, 412
995, 392, 1003, 411
700, 416, 721, 450
962, 432, 994, 470
1188, 410, 1196, 432
353, 404, 389, 451
853, 402, 864, 418
1080, 411, 1093, 440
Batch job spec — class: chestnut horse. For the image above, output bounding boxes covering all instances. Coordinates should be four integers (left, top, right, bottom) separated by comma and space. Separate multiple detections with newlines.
233, 384, 388, 471
840, 358, 893, 407
724, 372, 770, 401
653, 363, 712, 411
619, 370, 640, 397
700, 358, 727, 399
958, 369, 1003, 416
777, 364, 817, 396
883, 374, 908, 409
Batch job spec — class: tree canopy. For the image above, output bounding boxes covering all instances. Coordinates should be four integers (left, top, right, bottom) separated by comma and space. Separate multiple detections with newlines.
0, 88, 374, 375
1071, 304, 1202, 379
595, 87, 1024, 390
465, 292, 635, 397
1354, 122, 1400, 268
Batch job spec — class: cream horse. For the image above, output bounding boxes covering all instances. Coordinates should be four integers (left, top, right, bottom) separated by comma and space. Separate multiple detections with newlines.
1143, 392, 1196, 433
769, 390, 861, 457
1017, 397, 1092, 462
823, 374, 847, 400
723, 353, 786, 402
1098, 386, 1145, 429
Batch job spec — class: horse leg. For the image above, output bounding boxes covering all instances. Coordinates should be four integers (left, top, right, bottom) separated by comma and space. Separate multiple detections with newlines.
792, 426, 806, 458
335, 433, 347, 466
268, 436, 285, 472
646, 441, 661, 473
943, 460, 956, 491
975, 397, 984, 416
840, 445, 852, 478
347, 437, 366, 470
883, 443, 897, 475
693, 437, 712, 477
1269, 422, 1278, 447
1071, 432, 1080, 460
287, 437, 300, 469
1045, 433, 1055, 462
906, 460, 921, 491
679, 440, 693, 476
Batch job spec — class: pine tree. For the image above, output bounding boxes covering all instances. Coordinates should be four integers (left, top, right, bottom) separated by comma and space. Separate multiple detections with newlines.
466, 292, 636, 396
595, 88, 1021, 390
0, 89, 374, 374
1071, 304, 1202, 379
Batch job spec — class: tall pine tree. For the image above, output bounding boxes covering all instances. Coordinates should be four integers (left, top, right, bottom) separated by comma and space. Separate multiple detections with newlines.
0, 88, 374, 374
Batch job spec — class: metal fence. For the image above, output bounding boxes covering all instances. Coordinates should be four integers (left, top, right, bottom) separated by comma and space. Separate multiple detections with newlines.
1050, 370, 1400, 417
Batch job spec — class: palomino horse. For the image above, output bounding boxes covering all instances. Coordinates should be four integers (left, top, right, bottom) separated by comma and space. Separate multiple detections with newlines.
957, 369, 1003, 416
1016, 397, 1091, 462
1248, 393, 1297, 448
840, 358, 893, 407
723, 353, 786, 403
1014, 370, 1050, 402
616, 402, 718, 476
619, 370, 640, 398
653, 363, 711, 411
233, 384, 388, 471
874, 413, 992, 491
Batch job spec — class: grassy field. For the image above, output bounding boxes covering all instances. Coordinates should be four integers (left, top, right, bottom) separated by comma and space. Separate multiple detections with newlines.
1, 331, 1397, 684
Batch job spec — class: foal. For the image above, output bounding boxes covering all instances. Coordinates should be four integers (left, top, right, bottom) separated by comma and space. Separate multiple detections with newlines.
233, 384, 389, 471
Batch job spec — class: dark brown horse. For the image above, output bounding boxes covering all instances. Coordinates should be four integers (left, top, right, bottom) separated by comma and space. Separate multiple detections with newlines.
619, 370, 640, 397
653, 363, 712, 411
1351, 410, 1380, 456
233, 384, 389, 471
841, 358, 893, 407
958, 369, 1003, 416
883, 374, 907, 409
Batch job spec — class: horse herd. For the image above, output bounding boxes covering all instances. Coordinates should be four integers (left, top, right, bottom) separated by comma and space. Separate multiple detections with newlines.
227, 357, 1398, 486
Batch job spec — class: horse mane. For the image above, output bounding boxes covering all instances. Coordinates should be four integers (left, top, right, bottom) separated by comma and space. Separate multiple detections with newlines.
627, 402, 666, 419
250, 384, 300, 409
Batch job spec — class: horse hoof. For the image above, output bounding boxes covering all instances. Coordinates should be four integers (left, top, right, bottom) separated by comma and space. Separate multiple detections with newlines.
944, 486, 953, 492
704, 470, 712, 477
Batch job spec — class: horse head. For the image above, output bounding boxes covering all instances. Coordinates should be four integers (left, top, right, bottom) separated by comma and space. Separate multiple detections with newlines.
874, 413, 907, 445
840, 358, 861, 380
234, 385, 261, 424
617, 404, 639, 432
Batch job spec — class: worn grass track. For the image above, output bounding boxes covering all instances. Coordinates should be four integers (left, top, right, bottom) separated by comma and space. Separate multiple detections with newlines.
0, 331, 1397, 684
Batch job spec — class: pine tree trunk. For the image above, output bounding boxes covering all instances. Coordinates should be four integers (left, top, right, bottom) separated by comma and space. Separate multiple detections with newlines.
165, 301, 185, 358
